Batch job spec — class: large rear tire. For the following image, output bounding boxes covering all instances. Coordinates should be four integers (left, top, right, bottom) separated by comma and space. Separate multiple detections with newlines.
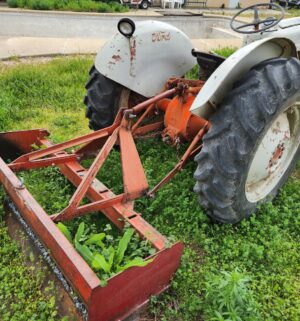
84, 66, 129, 130
194, 57, 300, 223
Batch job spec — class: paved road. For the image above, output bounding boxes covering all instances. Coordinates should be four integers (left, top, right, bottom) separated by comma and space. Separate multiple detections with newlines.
0, 9, 243, 59
0, 10, 232, 39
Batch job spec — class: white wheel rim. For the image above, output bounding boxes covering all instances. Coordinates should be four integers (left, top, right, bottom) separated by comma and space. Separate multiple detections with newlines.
245, 102, 300, 203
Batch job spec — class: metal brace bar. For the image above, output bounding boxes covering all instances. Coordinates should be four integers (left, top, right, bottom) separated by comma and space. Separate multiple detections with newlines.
9, 154, 78, 171
54, 127, 119, 221
52, 194, 125, 222
13, 128, 111, 163
148, 123, 209, 196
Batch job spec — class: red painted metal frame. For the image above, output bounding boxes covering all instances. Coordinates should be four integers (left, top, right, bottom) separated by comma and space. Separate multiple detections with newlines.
0, 132, 183, 320
148, 122, 209, 196
0, 83, 207, 320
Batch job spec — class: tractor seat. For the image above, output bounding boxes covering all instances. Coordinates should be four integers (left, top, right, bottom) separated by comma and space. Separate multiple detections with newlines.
191, 49, 225, 81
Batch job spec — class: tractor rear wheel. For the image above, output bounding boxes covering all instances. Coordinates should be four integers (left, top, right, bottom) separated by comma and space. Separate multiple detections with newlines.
84, 66, 131, 130
194, 57, 300, 223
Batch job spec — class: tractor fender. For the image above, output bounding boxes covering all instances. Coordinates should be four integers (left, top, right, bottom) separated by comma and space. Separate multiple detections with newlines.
190, 37, 298, 119
95, 20, 196, 98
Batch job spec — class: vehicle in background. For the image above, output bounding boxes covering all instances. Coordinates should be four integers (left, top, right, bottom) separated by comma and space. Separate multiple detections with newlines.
120, 0, 152, 9
278, 0, 300, 9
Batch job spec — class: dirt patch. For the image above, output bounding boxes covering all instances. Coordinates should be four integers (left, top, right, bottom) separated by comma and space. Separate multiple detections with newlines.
0, 54, 95, 68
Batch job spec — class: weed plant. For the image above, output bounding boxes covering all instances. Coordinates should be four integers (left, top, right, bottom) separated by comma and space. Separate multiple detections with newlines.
58, 222, 154, 286
18, 165, 155, 285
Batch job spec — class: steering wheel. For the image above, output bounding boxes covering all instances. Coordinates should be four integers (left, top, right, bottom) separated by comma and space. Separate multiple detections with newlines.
230, 3, 285, 34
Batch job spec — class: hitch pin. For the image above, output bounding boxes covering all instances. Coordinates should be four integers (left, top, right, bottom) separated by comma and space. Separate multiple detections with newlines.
128, 113, 137, 119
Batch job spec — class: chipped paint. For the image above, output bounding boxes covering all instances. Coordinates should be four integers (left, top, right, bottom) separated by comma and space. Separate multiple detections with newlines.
129, 36, 137, 77
95, 20, 195, 97
130, 37, 136, 62
109, 54, 122, 65
112, 54, 122, 62
268, 142, 285, 169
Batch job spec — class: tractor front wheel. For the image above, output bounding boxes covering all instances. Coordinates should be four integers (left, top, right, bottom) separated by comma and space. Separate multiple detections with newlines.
194, 57, 300, 223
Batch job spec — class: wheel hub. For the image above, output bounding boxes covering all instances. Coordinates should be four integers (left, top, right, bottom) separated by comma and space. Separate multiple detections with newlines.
245, 102, 300, 203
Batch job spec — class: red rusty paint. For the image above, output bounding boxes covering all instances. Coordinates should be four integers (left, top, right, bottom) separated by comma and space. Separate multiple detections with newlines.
119, 125, 148, 200
8, 154, 78, 172
0, 83, 212, 320
0, 157, 98, 304
88, 243, 184, 321
54, 128, 120, 222
148, 124, 209, 196
129, 37, 136, 62
112, 54, 122, 62
0, 155, 183, 320
269, 142, 285, 168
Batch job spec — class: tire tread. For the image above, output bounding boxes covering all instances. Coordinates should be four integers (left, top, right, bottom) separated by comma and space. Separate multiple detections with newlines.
194, 57, 300, 223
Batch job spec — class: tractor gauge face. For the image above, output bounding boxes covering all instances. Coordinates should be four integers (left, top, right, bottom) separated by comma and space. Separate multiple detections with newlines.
118, 18, 136, 38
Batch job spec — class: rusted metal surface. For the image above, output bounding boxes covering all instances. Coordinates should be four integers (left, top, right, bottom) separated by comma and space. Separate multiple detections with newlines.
162, 95, 206, 143
51, 194, 126, 222
0, 129, 49, 161
133, 121, 164, 137
128, 88, 176, 116
56, 160, 167, 251
269, 142, 285, 168
88, 242, 184, 321
148, 123, 209, 196
0, 157, 99, 304
13, 128, 111, 163
54, 128, 120, 222
9, 154, 78, 172
0, 144, 182, 321
166, 77, 205, 89
131, 103, 155, 133
0, 155, 183, 320
129, 37, 136, 77
119, 125, 148, 200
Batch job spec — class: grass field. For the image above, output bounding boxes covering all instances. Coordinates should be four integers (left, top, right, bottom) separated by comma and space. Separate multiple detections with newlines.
0, 56, 299, 321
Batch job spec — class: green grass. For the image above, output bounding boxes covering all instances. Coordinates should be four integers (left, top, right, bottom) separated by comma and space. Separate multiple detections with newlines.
6, 0, 128, 13
186, 47, 237, 79
0, 56, 299, 321
0, 207, 59, 321
205, 8, 300, 18
282, 8, 300, 17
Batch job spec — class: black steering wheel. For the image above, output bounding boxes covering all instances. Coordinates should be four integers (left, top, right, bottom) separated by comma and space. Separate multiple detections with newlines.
230, 3, 285, 34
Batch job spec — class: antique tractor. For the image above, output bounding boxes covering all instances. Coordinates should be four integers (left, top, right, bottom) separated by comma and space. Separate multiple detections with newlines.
84, 4, 300, 223
0, 3, 299, 321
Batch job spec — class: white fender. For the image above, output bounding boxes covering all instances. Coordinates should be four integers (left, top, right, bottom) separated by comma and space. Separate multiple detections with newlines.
190, 37, 298, 119
95, 20, 196, 98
